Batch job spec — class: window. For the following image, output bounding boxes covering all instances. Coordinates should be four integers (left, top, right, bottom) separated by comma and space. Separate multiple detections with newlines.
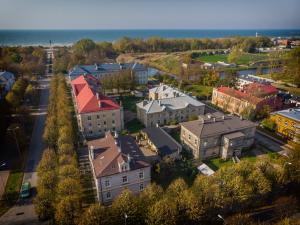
88, 116, 91, 120
105, 179, 110, 187
104, 121, 106, 125
89, 123, 92, 127
139, 183, 144, 191
97, 115, 100, 119
188, 135, 191, 140
112, 120, 115, 124
285, 120, 288, 126
139, 171, 144, 179
89, 130, 93, 134
106, 191, 111, 199
98, 129, 102, 133
203, 141, 207, 147
194, 139, 197, 145
122, 176, 128, 183
112, 112, 115, 117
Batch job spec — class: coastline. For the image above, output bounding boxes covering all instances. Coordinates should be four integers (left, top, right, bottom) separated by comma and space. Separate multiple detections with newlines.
1, 29, 300, 47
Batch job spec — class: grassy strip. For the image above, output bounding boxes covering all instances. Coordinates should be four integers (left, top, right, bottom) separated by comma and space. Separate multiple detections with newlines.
0, 170, 23, 216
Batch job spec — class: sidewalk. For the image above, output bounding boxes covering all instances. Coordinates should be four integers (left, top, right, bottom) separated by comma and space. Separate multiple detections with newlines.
0, 170, 9, 200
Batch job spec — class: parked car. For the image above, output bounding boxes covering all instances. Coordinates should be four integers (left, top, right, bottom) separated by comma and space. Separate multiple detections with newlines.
20, 182, 31, 198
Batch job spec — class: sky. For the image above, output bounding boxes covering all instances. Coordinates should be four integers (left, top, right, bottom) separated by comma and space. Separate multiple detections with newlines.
0, 0, 300, 29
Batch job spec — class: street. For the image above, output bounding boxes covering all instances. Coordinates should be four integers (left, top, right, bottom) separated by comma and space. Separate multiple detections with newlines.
0, 49, 52, 225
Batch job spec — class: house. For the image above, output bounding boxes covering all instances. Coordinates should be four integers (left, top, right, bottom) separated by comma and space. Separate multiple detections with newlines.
88, 132, 151, 204
270, 108, 300, 140
69, 62, 149, 84
137, 84, 205, 127
289, 95, 300, 107
180, 112, 256, 160
0, 71, 15, 98
71, 75, 124, 138
212, 84, 282, 117
140, 125, 182, 159
237, 74, 274, 90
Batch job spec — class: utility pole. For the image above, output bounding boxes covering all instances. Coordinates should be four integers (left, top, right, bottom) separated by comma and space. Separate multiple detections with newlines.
7, 127, 23, 162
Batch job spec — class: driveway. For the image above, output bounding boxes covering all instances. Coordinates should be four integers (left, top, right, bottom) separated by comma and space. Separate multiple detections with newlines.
0, 51, 52, 225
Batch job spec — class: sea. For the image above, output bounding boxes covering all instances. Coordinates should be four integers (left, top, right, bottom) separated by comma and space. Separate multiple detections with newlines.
0, 29, 300, 46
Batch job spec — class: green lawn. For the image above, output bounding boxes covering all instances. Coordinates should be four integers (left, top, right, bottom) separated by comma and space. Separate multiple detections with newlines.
120, 95, 143, 112
197, 53, 270, 65
183, 85, 213, 99
125, 119, 145, 134
0, 170, 23, 216
204, 158, 234, 171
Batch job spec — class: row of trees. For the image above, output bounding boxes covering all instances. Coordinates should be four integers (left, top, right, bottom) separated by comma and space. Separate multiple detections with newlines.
78, 152, 300, 225
0, 46, 46, 77
35, 74, 82, 224
53, 37, 272, 73
101, 70, 137, 94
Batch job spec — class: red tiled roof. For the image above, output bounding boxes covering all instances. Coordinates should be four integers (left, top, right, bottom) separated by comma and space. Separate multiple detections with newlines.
71, 75, 120, 113
242, 83, 278, 97
216, 86, 263, 105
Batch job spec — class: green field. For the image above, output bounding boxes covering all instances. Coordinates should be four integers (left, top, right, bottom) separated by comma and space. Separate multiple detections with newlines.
197, 53, 270, 65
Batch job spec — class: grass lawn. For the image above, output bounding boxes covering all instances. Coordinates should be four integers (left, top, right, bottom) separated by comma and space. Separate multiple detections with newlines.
120, 95, 143, 112
204, 158, 234, 171
197, 53, 270, 65
183, 85, 213, 99
0, 170, 23, 216
125, 119, 145, 134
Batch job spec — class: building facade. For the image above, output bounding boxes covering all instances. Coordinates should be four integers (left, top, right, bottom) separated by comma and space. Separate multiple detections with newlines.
71, 75, 124, 138
87, 132, 151, 204
0, 71, 15, 98
180, 112, 256, 160
270, 108, 300, 140
137, 85, 205, 127
212, 84, 282, 117
69, 62, 149, 84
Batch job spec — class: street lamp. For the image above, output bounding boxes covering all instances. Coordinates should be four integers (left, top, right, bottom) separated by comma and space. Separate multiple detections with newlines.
0, 162, 8, 201
7, 126, 22, 161
217, 214, 225, 224
124, 213, 128, 225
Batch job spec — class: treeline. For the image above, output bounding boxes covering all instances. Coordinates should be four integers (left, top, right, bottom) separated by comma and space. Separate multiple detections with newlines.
101, 70, 136, 94
0, 46, 46, 78
78, 152, 300, 225
35, 74, 82, 224
53, 36, 272, 73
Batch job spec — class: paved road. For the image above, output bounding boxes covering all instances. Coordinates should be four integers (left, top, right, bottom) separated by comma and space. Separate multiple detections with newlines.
0, 49, 52, 225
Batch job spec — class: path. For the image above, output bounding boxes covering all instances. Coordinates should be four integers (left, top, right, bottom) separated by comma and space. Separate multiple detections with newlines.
0, 48, 52, 225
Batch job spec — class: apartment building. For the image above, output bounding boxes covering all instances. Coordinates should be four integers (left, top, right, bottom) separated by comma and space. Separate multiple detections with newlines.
71, 75, 124, 138
69, 62, 149, 84
137, 84, 205, 127
180, 112, 256, 160
270, 108, 300, 140
212, 84, 282, 117
87, 132, 151, 204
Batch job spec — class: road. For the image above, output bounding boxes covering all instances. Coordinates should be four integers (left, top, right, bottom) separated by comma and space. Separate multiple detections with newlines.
0, 49, 52, 225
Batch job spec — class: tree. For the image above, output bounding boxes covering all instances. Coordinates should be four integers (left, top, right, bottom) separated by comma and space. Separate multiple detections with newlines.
261, 118, 277, 131
146, 197, 177, 225
34, 189, 56, 220
188, 114, 198, 121
228, 46, 242, 63
79, 204, 110, 225
5, 91, 20, 109
55, 196, 81, 225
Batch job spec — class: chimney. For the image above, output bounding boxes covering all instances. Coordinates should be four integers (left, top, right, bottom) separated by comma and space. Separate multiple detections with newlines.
96, 93, 99, 100
98, 101, 101, 108
90, 146, 95, 159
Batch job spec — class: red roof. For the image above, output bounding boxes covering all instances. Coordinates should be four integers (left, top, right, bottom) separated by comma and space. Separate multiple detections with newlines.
242, 83, 278, 97
71, 75, 120, 113
216, 86, 263, 105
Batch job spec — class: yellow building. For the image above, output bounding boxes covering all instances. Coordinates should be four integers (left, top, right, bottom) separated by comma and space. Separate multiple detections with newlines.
270, 108, 300, 139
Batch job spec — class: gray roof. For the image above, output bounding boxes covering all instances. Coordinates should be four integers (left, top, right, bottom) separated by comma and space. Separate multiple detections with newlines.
142, 127, 181, 157
69, 62, 147, 78
180, 112, 256, 138
149, 85, 185, 98
271, 108, 300, 122
0, 71, 15, 83
137, 95, 204, 113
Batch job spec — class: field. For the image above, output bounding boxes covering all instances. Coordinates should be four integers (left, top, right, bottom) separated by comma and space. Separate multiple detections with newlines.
196, 53, 270, 65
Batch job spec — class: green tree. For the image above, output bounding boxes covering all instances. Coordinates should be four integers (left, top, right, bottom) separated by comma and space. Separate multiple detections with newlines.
261, 118, 277, 131
55, 196, 81, 225
79, 204, 110, 225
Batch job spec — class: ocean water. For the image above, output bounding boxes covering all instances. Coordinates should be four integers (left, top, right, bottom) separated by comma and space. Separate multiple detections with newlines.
0, 29, 300, 46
